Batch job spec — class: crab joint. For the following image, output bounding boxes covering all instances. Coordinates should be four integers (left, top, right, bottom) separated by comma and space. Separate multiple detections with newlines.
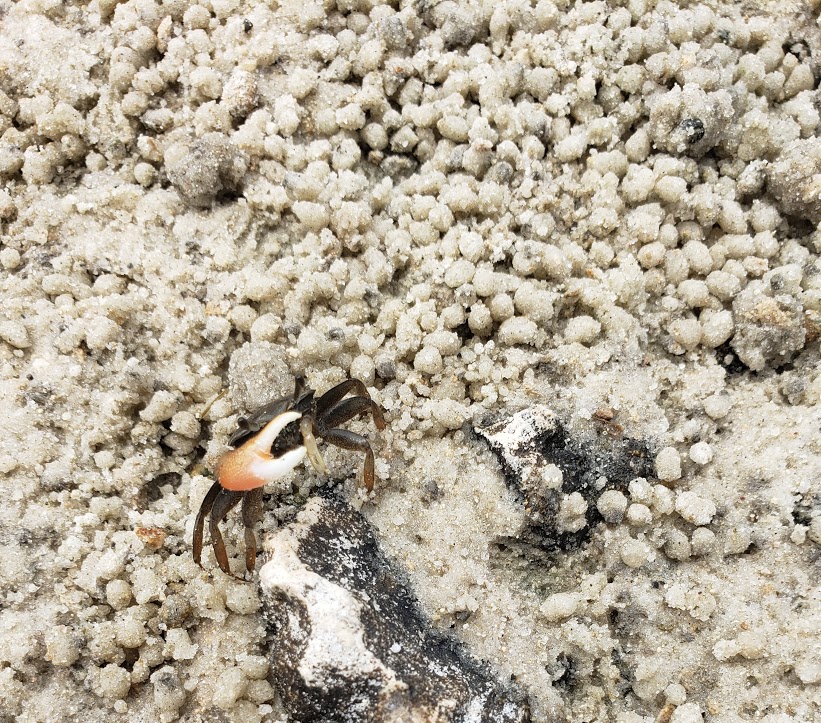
216, 410, 307, 492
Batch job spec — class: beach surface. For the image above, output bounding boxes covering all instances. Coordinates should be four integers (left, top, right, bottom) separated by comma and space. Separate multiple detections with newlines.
1, 0, 820, 721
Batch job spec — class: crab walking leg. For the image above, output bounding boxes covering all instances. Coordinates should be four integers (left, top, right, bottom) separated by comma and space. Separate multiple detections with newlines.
217, 411, 308, 492
321, 428, 378, 492
314, 379, 371, 417
300, 415, 328, 475
209, 488, 244, 576
193, 481, 222, 569
320, 396, 386, 431
241, 487, 264, 573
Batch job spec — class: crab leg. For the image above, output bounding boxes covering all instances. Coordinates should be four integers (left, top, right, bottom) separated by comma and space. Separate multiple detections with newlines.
193, 481, 222, 570
241, 487, 264, 573
210, 488, 244, 576
314, 379, 372, 417
321, 428, 377, 492
300, 415, 328, 475
321, 396, 386, 431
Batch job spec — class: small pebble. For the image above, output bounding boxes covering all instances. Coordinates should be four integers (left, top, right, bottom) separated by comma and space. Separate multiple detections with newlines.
628, 478, 653, 504
105, 580, 133, 611
97, 664, 132, 700
670, 702, 704, 723
557, 492, 588, 533
539, 592, 581, 622
150, 666, 186, 713
724, 525, 752, 555
115, 616, 147, 649
159, 594, 191, 627
564, 315, 601, 344
597, 490, 627, 523
664, 529, 692, 561
238, 654, 269, 679
703, 394, 731, 419
431, 399, 469, 430
652, 485, 676, 516
790, 525, 807, 545
414, 346, 443, 375
668, 318, 702, 351
690, 527, 717, 556
664, 683, 687, 706
139, 391, 178, 424
0, 320, 30, 349
675, 491, 716, 526
795, 657, 821, 684
497, 317, 538, 346
655, 447, 682, 482
620, 537, 651, 568
688, 441, 713, 465
212, 666, 248, 710
0, 247, 21, 270
45, 625, 81, 667
626, 503, 653, 527
541, 464, 563, 490
164, 629, 198, 661
130, 567, 166, 604
226, 583, 261, 615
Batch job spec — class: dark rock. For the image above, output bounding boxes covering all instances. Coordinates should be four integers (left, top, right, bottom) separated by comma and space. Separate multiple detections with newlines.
678, 117, 705, 144
258, 494, 531, 723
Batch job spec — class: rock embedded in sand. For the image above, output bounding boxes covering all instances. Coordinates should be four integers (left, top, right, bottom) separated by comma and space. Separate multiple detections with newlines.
164, 132, 248, 207
767, 138, 821, 223
730, 283, 805, 371
647, 84, 733, 157
258, 494, 530, 723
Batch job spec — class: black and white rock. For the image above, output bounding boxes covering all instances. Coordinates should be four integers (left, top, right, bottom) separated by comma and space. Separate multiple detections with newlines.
476, 406, 655, 552
258, 494, 531, 723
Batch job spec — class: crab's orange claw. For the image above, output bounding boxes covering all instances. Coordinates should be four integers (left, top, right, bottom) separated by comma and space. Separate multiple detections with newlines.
216, 411, 307, 492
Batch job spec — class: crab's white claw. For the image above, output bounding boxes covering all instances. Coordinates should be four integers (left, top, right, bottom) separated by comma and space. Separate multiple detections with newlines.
217, 410, 307, 492
251, 444, 307, 485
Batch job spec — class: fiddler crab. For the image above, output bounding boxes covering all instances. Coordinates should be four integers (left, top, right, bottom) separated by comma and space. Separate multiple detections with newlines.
193, 376, 385, 578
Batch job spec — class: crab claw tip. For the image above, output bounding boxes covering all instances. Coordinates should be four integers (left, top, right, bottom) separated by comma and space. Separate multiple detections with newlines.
256, 444, 307, 484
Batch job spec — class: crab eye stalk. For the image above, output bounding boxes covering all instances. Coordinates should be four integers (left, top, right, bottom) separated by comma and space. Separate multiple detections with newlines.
216, 410, 307, 492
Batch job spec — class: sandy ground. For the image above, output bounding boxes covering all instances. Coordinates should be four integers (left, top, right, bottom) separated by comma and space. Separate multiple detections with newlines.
1, 0, 821, 721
